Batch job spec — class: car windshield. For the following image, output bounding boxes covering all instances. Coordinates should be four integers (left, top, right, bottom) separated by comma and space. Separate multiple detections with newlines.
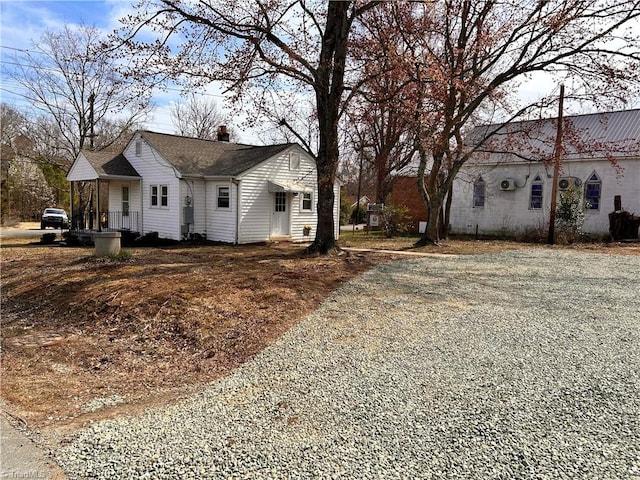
45, 209, 65, 215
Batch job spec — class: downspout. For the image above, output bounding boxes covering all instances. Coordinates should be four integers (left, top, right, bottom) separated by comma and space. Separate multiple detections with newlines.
233, 178, 240, 244
140, 178, 144, 235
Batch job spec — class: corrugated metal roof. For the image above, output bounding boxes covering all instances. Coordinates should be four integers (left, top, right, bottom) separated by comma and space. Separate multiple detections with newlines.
470, 109, 640, 161
139, 131, 296, 176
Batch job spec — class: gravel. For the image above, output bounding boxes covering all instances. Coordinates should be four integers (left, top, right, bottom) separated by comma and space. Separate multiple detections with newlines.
56, 249, 640, 479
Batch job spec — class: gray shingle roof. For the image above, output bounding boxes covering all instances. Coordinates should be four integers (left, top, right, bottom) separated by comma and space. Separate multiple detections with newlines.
82, 151, 140, 177
139, 131, 296, 176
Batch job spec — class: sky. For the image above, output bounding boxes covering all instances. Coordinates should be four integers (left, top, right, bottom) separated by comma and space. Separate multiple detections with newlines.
1, 1, 638, 147
0, 0, 259, 143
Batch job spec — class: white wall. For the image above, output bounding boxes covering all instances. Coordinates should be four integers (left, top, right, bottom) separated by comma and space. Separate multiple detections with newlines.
237, 147, 318, 244
450, 157, 640, 237
124, 133, 181, 240
67, 153, 98, 181
180, 179, 206, 237
108, 180, 141, 231
334, 182, 341, 240
206, 180, 238, 243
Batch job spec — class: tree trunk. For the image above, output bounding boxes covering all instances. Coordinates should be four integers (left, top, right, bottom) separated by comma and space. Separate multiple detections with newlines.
415, 148, 444, 246
416, 198, 444, 246
442, 182, 453, 239
304, 1, 350, 255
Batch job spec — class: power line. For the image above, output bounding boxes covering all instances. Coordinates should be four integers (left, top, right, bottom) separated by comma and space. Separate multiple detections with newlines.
0, 52, 229, 100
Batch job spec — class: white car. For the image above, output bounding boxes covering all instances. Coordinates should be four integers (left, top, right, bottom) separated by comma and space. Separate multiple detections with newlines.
41, 208, 69, 229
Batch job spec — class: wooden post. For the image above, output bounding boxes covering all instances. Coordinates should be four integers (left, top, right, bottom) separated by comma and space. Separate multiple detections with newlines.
548, 85, 565, 245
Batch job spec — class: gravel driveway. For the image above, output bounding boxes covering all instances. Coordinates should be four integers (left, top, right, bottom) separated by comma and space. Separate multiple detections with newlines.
57, 249, 639, 479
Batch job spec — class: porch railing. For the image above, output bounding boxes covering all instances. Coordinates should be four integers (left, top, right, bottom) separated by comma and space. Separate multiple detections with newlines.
73, 211, 140, 232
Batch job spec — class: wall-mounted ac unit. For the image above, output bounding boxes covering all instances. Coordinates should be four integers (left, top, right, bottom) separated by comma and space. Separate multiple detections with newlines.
558, 176, 583, 191
500, 178, 516, 191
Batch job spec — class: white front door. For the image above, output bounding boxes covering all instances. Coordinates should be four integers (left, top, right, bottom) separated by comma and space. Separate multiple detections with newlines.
272, 191, 290, 236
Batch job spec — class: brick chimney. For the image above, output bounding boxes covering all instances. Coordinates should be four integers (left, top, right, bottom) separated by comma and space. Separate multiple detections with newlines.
217, 125, 230, 142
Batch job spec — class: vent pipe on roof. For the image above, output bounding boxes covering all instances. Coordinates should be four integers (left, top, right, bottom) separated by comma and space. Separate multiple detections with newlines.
217, 125, 230, 142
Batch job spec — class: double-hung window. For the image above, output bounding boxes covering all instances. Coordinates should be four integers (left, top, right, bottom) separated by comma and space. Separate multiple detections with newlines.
217, 186, 230, 209
150, 184, 168, 208
122, 186, 130, 216
301, 191, 313, 211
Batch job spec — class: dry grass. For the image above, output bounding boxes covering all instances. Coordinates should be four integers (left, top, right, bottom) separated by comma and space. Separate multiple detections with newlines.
1, 232, 638, 438
1, 239, 390, 432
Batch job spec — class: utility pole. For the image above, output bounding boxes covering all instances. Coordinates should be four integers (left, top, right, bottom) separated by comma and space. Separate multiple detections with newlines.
88, 92, 96, 150
547, 85, 565, 245
354, 145, 364, 233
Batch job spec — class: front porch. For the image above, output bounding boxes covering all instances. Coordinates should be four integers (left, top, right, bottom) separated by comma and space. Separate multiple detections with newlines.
71, 210, 140, 233
68, 210, 141, 246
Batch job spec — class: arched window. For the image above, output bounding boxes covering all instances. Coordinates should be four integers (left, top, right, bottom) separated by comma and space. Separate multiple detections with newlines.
584, 172, 601, 210
473, 177, 485, 208
530, 174, 544, 210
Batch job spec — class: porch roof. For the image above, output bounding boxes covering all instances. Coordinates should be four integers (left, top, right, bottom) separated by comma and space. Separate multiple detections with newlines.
268, 180, 313, 193
70, 151, 141, 181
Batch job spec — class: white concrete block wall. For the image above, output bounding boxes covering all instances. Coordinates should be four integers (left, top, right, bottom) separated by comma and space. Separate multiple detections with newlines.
450, 157, 640, 237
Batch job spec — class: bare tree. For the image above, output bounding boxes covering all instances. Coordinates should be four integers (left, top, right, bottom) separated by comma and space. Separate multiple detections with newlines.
5, 23, 153, 227
6, 23, 152, 164
112, 0, 381, 253
171, 94, 230, 140
375, 1, 640, 245
348, 4, 418, 204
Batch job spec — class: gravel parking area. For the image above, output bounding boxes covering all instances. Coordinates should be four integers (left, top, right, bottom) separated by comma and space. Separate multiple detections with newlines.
57, 249, 639, 479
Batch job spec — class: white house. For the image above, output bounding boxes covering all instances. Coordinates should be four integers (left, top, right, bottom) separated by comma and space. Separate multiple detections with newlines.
449, 109, 640, 238
66, 130, 341, 243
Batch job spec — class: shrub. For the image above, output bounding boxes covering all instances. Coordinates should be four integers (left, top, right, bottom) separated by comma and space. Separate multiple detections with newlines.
381, 196, 411, 238
555, 186, 588, 244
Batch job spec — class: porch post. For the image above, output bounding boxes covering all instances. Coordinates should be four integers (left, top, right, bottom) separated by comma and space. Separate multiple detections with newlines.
96, 179, 102, 232
70, 181, 75, 230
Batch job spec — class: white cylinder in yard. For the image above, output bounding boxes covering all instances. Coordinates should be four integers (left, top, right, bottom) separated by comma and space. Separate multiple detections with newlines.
93, 231, 121, 256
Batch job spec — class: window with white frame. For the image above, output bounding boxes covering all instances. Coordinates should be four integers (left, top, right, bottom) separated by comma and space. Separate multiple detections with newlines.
529, 175, 543, 210
584, 172, 601, 210
473, 177, 485, 208
150, 184, 168, 208
122, 186, 129, 215
289, 152, 300, 170
301, 191, 313, 211
217, 185, 230, 209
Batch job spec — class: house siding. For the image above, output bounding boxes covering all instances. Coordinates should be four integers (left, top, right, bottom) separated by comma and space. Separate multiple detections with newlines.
180, 179, 206, 237
124, 133, 181, 240
334, 181, 341, 240
238, 147, 318, 244
107, 180, 142, 231
67, 153, 98, 181
206, 181, 237, 243
450, 157, 640, 237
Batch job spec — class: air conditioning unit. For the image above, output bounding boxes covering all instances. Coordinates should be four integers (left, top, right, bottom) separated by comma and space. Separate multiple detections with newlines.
500, 178, 516, 191
558, 176, 583, 191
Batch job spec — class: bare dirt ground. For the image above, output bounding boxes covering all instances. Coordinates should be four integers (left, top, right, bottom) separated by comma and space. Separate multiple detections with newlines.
1, 229, 638, 443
